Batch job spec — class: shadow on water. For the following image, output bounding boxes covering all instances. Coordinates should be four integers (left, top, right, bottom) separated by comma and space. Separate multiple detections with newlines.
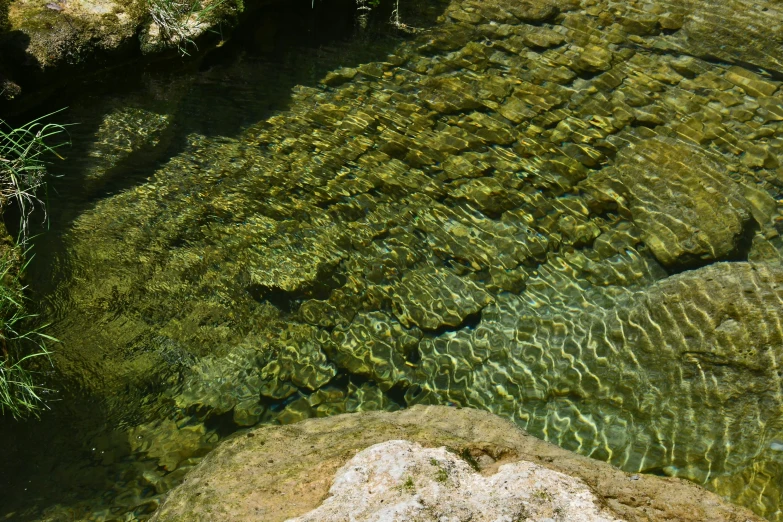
11, 0, 440, 301
0, 0, 448, 519
18, 0, 415, 226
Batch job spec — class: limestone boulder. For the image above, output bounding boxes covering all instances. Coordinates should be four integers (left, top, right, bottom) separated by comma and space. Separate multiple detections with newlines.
150, 406, 763, 522
289, 440, 622, 522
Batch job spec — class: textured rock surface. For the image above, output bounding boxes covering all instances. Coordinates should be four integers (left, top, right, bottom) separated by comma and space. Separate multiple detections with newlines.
5, 0, 143, 68
585, 137, 755, 267
289, 440, 622, 522
1, 0, 236, 70
391, 266, 493, 330
150, 406, 762, 522
657, 1, 783, 75
409, 262, 783, 496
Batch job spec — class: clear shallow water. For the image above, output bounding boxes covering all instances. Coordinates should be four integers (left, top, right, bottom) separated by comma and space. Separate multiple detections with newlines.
3, 0, 783, 520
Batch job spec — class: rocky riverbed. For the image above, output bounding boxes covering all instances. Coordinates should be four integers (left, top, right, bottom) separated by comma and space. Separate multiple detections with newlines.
2, 0, 783, 520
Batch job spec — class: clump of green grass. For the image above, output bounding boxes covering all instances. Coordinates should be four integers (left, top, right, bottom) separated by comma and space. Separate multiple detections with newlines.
397, 476, 415, 493
0, 251, 55, 418
147, 0, 227, 56
0, 112, 66, 418
435, 467, 448, 483
0, 110, 69, 244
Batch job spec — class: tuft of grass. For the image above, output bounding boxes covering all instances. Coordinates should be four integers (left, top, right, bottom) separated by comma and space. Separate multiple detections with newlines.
435, 467, 448, 483
429, 457, 449, 483
147, 0, 227, 56
396, 476, 415, 493
0, 111, 66, 418
446, 446, 481, 471
0, 110, 69, 245
532, 489, 552, 502
0, 250, 55, 419
354, 0, 409, 31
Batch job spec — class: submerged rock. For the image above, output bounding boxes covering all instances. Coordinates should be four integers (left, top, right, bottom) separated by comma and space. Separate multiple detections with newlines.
391, 266, 492, 330
328, 310, 420, 390
409, 261, 783, 507
129, 418, 216, 472
585, 137, 756, 267
150, 406, 762, 522
664, 1, 783, 75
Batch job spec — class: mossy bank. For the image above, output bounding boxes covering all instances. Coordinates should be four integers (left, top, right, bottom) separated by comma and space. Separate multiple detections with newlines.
0, 0, 387, 109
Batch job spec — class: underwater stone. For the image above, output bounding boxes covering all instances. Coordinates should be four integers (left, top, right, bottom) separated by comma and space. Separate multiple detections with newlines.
584, 137, 755, 267
758, 96, 783, 122
129, 419, 216, 472
440, 153, 493, 179
572, 45, 614, 74
522, 26, 566, 49
343, 381, 402, 414
321, 68, 359, 87
328, 311, 420, 390
501, 0, 559, 23
174, 345, 268, 416
299, 289, 360, 329
276, 396, 315, 425
498, 97, 539, 123
409, 261, 783, 506
488, 264, 529, 293
418, 77, 486, 114
365, 159, 443, 199
391, 266, 492, 330
724, 66, 779, 98
258, 328, 337, 396
233, 400, 266, 427
172, 328, 336, 420
449, 177, 524, 215
82, 106, 174, 189
459, 111, 516, 145
618, 13, 660, 36
416, 202, 549, 270
670, 0, 783, 75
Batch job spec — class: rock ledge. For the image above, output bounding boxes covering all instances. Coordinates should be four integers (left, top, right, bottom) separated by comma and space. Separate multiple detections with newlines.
151, 406, 762, 522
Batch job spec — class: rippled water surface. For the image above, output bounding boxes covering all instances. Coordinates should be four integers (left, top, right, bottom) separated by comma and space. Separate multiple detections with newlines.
3, 0, 783, 520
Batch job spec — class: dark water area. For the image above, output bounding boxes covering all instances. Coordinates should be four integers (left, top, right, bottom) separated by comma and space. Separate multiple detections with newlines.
2, 0, 783, 520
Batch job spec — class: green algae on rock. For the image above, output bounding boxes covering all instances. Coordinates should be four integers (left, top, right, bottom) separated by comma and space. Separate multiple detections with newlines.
6, 0, 146, 69
410, 262, 783, 492
583, 137, 760, 268
3, 0, 240, 69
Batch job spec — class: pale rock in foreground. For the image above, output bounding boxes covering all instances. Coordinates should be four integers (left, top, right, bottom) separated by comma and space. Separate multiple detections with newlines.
150, 406, 763, 522
287, 440, 623, 522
